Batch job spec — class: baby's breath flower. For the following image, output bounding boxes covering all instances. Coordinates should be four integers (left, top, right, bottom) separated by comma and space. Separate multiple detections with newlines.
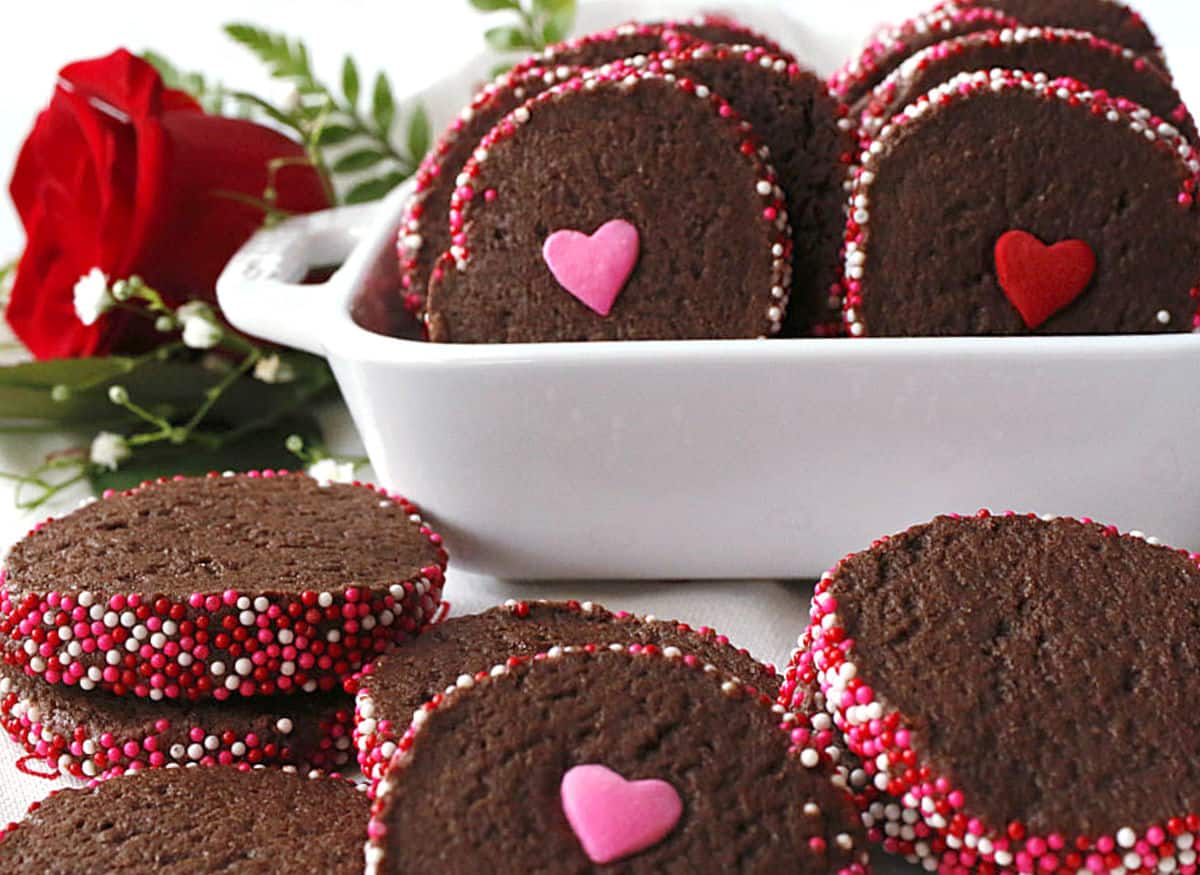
89, 432, 130, 471
182, 315, 222, 350
73, 268, 112, 326
253, 354, 295, 384
307, 457, 355, 485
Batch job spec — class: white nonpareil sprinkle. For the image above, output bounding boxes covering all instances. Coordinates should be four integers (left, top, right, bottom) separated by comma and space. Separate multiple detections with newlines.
89, 431, 130, 471
73, 267, 112, 326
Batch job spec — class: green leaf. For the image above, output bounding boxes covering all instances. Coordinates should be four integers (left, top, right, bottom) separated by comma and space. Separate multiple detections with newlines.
0, 353, 335, 430
224, 23, 314, 82
406, 104, 431, 163
371, 72, 395, 138
332, 149, 387, 174
485, 25, 533, 52
341, 55, 360, 107
90, 414, 323, 494
533, 0, 574, 13
345, 172, 407, 204
228, 91, 302, 133
316, 124, 357, 146
541, 14, 569, 46
469, 0, 520, 10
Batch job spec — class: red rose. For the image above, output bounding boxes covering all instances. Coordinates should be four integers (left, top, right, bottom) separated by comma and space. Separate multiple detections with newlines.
7, 49, 329, 360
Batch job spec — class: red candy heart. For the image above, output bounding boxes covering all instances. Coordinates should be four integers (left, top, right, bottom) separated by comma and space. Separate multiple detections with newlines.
994, 230, 1096, 329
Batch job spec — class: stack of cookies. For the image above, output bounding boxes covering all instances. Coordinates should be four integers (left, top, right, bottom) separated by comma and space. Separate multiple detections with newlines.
0, 470, 446, 779
385, 0, 1198, 342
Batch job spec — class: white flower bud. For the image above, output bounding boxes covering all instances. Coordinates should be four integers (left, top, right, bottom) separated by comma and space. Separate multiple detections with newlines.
89, 432, 130, 471
73, 268, 112, 326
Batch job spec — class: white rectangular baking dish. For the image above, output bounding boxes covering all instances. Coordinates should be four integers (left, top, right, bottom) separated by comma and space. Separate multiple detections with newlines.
216, 0, 1200, 580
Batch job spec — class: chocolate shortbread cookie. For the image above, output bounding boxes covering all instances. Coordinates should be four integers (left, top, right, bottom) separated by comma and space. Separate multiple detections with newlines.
637, 44, 854, 334
425, 70, 792, 342
857, 26, 1193, 141
962, 0, 1166, 68
830, 5, 1020, 106
365, 645, 868, 874
843, 71, 1200, 336
0, 765, 369, 874
398, 65, 578, 311
353, 600, 779, 787
0, 471, 447, 701
793, 510, 1200, 872
0, 657, 353, 778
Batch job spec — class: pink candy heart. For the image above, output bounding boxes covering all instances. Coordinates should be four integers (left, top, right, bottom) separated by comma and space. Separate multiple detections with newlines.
560, 764, 682, 864
542, 220, 640, 316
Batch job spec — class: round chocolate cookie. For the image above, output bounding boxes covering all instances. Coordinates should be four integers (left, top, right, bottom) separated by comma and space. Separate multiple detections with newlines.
793, 510, 1200, 872
353, 600, 780, 788
0, 471, 447, 701
398, 65, 578, 312
857, 26, 1194, 142
514, 17, 781, 73
0, 765, 369, 874
0, 657, 353, 778
364, 645, 868, 874
843, 71, 1200, 336
829, 5, 1021, 106
625, 45, 854, 335
660, 14, 785, 55
511, 22, 699, 74
425, 70, 792, 342
961, 0, 1166, 68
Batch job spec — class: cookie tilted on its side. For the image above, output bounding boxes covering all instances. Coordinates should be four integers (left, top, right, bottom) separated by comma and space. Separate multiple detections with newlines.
960, 0, 1167, 68
424, 69, 792, 343
856, 26, 1194, 142
0, 657, 354, 778
829, 5, 1021, 106
352, 600, 780, 789
843, 71, 1200, 336
0, 471, 447, 701
627, 45, 855, 336
0, 766, 370, 875
787, 511, 1200, 873
365, 645, 868, 874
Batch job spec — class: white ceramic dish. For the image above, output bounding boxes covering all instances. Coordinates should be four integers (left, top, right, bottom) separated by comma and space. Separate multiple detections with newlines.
217, 1, 1200, 580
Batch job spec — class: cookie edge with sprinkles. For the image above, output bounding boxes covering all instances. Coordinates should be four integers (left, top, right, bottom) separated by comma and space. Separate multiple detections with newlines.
427, 67, 793, 341
784, 509, 1200, 874
0, 470, 448, 702
351, 598, 782, 792
363, 642, 869, 875
841, 70, 1200, 337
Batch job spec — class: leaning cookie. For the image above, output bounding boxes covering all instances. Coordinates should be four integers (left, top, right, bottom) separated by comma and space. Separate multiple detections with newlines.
958, 0, 1167, 69
0, 765, 369, 875
829, 5, 1020, 106
425, 69, 792, 342
0, 657, 353, 778
365, 645, 869, 874
0, 471, 447, 701
513, 16, 781, 73
789, 510, 1200, 873
843, 71, 1200, 336
353, 599, 780, 789
624, 45, 854, 335
398, 65, 579, 310
856, 26, 1194, 141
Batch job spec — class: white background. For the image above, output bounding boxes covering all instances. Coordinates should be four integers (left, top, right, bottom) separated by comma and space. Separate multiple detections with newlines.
0, 0, 1195, 869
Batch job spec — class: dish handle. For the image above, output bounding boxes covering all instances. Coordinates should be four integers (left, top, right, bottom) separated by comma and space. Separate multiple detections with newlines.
216, 202, 381, 356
